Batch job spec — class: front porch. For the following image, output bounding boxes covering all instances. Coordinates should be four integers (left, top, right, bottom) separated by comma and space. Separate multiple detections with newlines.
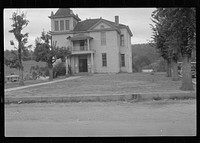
66, 54, 94, 74
66, 34, 95, 75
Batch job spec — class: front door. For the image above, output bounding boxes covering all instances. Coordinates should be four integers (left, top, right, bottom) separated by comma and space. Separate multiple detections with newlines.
79, 57, 88, 72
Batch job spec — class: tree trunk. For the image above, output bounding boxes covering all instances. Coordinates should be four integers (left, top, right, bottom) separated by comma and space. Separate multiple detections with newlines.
166, 60, 172, 77
48, 63, 53, 81
18, 42, 24, 86
19, 65, 24, 85
180, 55, 194, 91
172, 60, 179, 81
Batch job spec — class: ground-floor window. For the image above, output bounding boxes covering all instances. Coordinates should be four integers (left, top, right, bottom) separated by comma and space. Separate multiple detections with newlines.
102, 53, 107, 67
121, 54, 125, 67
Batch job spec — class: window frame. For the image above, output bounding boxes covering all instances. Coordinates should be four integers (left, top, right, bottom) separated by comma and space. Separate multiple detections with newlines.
65, 20, 70, 30
60, 20, 64, 31
120, 34, 125, 46
121, 54, 125, 67
101, 31, 106, 46
54, 20, 59, 31
102, 53, 107, 67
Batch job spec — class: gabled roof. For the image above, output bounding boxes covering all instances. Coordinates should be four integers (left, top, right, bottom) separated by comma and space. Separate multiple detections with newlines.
73, 19, 100, 31
49, 8, 81, 21
73, 18, 132, 36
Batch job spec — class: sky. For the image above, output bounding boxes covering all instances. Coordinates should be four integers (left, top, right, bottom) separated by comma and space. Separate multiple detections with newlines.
4, 8, 156, 51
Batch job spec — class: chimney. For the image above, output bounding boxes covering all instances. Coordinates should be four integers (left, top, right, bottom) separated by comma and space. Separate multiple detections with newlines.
115, 16, 119, 26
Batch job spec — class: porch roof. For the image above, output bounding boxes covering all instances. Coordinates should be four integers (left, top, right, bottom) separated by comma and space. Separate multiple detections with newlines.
68, 34, 93, 41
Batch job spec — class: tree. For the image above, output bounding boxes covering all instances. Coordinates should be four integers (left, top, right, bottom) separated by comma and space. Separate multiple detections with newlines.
151, 8, 196, 90
33, 30, 71, 81
151, 8, 181, 79
169, 8, 196, 90
4, 50, 20, 70
9, 11, 29, 85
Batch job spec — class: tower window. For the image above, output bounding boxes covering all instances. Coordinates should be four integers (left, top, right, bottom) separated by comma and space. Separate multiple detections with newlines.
54, 21, 59, 31
60, 20, 64, 31
65, 20, 70, 30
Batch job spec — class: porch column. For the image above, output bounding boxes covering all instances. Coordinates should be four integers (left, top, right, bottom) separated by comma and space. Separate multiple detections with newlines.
91, 53, 94, 73
87, 38, 90, 51
65, 56, 68, 75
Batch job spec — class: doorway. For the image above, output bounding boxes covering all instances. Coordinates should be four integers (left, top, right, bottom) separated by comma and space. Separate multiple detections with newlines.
79, 56, 88, 72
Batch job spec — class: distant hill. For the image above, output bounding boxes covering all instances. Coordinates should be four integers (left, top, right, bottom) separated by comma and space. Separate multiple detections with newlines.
4, 60, 46, 76
132, 43, 160, 63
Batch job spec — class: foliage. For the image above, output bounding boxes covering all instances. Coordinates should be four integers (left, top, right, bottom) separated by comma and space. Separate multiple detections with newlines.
53, 62, 66, 78
132, 55, 151, 72
9, 11, 29, 85
132, 44, 160, 72
4, 50, 19, 69
33, 30, 71, 80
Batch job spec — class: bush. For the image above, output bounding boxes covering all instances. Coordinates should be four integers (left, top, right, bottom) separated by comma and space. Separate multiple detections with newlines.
53, 62, 66, 78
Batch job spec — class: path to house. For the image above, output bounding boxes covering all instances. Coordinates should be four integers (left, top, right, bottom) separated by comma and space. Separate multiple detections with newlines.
5, 100, 196, 136
5, 72, 196, 104
5, 76, 81, 92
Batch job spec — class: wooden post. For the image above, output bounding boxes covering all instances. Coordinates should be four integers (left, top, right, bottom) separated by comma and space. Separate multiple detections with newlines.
91, 53, 94, 73
87, 38, 90, 51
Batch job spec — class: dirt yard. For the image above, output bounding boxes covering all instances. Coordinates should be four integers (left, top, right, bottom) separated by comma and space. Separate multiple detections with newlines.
5, 99, 196, 136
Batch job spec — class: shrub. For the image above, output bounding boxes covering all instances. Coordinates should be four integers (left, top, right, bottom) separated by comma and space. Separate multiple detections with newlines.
53, 62, 66, 78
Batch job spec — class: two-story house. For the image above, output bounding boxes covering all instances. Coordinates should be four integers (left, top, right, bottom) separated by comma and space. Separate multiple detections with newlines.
49, 8, 133, 74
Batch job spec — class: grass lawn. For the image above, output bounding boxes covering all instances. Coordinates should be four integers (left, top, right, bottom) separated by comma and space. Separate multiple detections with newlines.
5, 72, 196, 98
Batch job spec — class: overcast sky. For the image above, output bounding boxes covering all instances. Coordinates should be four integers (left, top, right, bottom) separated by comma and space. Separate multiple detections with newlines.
4, 8, 156, 51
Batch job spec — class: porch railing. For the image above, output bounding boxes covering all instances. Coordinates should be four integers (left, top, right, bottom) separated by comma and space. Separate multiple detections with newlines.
71, 46, 91, 51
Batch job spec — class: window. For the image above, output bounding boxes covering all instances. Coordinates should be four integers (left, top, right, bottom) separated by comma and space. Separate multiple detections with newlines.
120, 34, 124, 46
101, 32, 106, 46
60, 20, 64, 31
54, 21, 59, 31
65, 20, 70, 30
100, 25, 104, 29
102, 53, 107, 67
121, 54, 125, 67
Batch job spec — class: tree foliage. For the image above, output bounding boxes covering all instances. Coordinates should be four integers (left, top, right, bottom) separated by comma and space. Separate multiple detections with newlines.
33, 30, 71, 80
9, 11, 29, 85
151, 8, 196, 90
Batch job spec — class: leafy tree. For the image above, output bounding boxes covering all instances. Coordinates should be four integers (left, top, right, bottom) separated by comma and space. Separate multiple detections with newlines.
9, 11, 29, 85
151, 8, 173, 77
33, 30, 71, 81
151, 8, 196, 90
170, 8, 196, 90
4, 50, 20, 69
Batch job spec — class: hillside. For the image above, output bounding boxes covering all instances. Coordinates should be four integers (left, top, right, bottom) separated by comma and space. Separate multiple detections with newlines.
4, 60, 46, 76
132, 43, 160, 63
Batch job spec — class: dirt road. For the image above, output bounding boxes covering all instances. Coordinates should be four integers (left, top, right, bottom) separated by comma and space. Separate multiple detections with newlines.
5, 100, 196, 137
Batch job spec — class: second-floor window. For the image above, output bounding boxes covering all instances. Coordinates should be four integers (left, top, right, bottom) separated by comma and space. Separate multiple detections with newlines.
65, 20, 70, 30
102, 53, 107, 67
60, 20, 64, 31
54, 21, 59, 31
101, 31, 106, 46
120, 34, 124, 46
